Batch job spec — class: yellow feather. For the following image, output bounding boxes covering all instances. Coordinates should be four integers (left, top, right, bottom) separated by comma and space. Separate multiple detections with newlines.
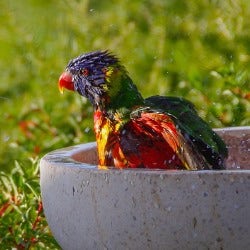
96, 121, 111, 165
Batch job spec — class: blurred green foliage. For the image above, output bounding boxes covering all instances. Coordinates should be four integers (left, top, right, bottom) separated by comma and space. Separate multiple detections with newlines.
0, 0, 249, 248
1, 0, 250, 170
0, 158, 60, 249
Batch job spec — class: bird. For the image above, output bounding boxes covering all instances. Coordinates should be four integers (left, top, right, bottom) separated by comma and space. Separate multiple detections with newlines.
58, 50, 228, 170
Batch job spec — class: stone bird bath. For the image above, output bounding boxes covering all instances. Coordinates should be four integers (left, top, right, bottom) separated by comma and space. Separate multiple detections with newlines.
40, 127, 250, 249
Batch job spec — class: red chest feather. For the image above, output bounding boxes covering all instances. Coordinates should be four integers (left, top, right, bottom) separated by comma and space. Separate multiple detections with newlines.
115, 113, 184, 169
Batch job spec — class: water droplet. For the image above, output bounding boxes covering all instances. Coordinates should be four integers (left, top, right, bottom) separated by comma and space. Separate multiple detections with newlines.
104, 173, 109, 183
147, 177, 152, 184
3, 136, 10, 142
84, 127, 90, 133
132, 196, 136, 207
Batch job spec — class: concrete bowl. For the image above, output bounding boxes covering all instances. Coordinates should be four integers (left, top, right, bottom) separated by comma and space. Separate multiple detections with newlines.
40, 127, 250, 250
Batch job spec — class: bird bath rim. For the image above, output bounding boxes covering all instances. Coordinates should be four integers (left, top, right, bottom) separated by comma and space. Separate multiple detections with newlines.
41, 126, 250, 171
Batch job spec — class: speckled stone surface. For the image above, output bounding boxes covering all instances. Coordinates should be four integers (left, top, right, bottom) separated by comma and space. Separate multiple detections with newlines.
40, 127, 250, 250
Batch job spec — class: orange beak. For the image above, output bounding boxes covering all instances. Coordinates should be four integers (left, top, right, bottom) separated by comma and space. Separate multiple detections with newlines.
58, 71, 74, 94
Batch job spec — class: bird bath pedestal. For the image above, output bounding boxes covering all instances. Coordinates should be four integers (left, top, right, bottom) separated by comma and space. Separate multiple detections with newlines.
40, 127, 250, 250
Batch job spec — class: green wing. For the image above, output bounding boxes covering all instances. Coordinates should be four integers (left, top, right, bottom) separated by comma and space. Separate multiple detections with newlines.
145, 95, 228, 169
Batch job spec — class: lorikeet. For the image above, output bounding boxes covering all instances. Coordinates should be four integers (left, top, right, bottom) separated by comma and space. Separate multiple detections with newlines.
58, 50, 228, 170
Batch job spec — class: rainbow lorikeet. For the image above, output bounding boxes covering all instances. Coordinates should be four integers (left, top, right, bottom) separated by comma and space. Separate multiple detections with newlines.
58, 50, 228, 170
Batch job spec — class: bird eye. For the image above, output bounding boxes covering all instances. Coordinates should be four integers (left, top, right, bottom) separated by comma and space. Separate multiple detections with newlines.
102, 67, 108, 73
81, 68, 89, 76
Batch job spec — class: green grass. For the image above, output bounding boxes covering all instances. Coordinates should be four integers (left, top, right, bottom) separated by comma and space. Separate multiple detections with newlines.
0, 0, 249, 248
0, 159, 60, 249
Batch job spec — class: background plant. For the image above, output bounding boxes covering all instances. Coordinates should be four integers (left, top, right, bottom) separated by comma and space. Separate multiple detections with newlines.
0, 158, 59, 249
0, 0, 249, 248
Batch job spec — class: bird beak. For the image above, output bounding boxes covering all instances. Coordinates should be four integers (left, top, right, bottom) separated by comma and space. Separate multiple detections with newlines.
58, 71, 74, 94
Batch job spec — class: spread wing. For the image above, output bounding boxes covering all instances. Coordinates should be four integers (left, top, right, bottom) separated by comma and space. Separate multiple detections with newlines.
145, 95, 228, 169
116, 109, 212, 170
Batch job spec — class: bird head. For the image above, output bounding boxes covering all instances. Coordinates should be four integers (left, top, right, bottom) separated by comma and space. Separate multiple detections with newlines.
59, 50, 143, 110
